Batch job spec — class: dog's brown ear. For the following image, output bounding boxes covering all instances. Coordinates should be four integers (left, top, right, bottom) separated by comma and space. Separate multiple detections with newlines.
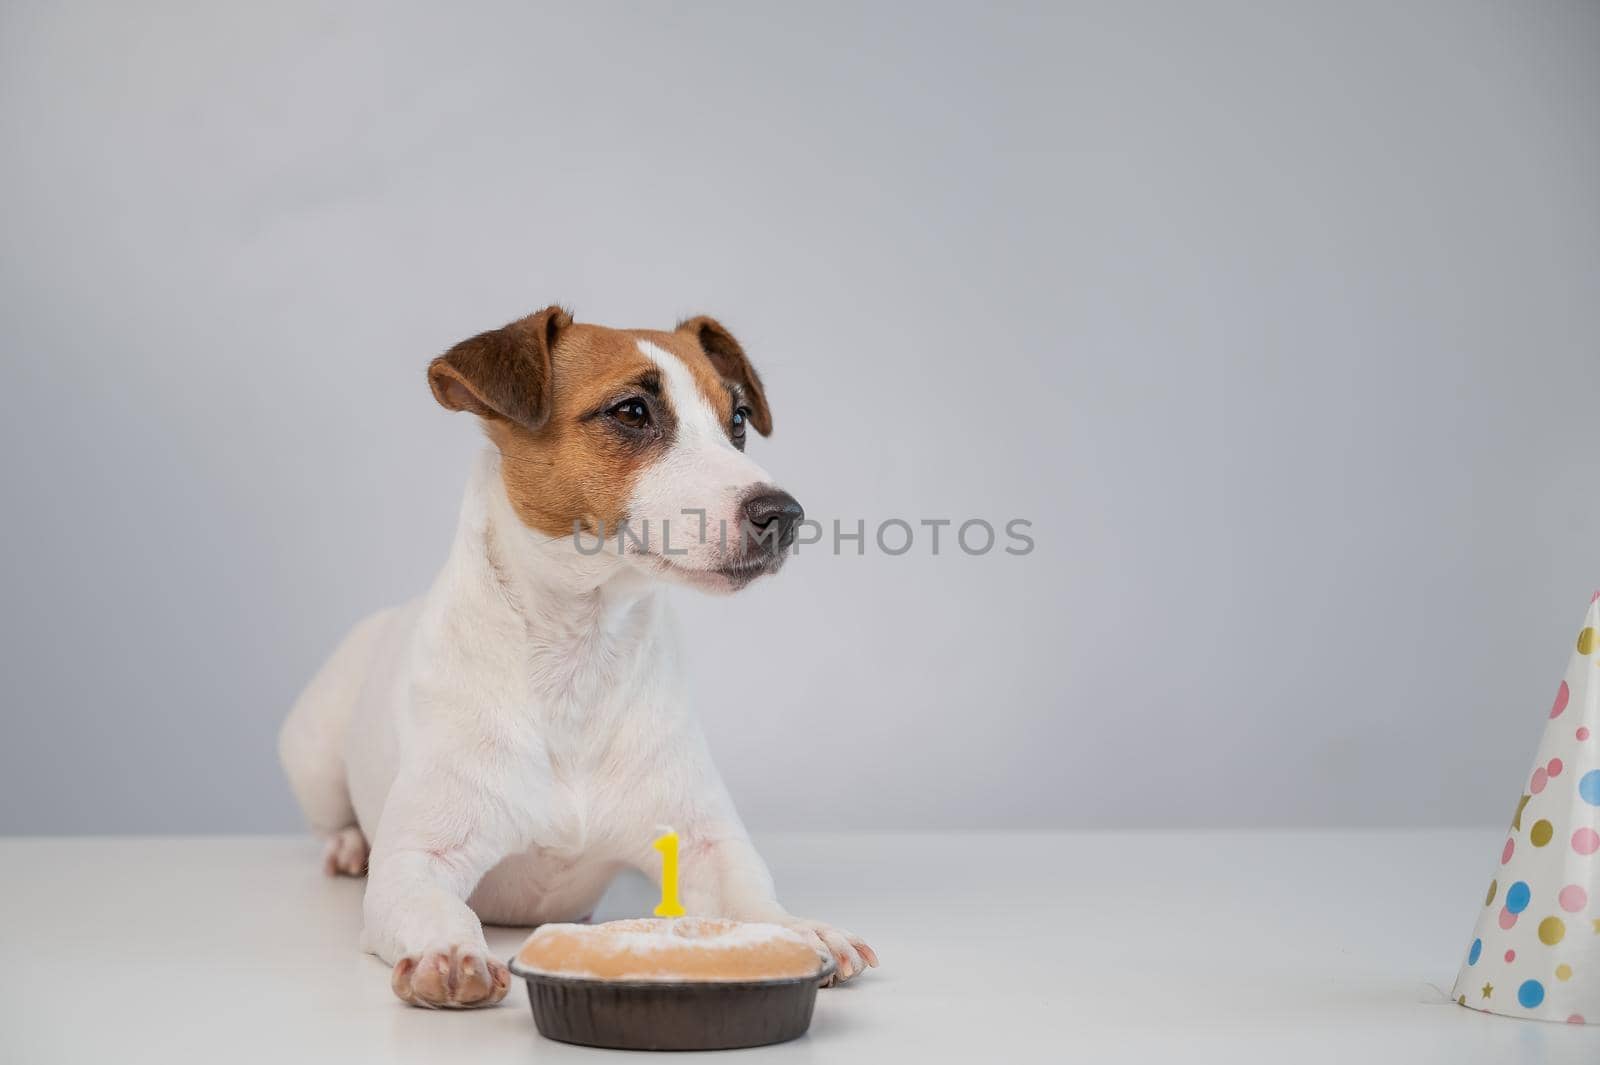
676, 315, 772, 436
427, 306, 572, 432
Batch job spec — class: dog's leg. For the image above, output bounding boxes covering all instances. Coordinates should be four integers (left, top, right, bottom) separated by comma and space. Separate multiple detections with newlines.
361, 782, 516, 1009
667, 827, 879, 986
321, 825, 370, 877
280, 609, 392, 867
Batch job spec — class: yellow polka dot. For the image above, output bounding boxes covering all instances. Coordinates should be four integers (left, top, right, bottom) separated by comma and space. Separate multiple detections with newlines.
1532, 820, 1555, 846
1487, 879, 1498, 906
1580, 628, 1597, 655
1541, 917, 1567, 945
1558, 964, 1574, 981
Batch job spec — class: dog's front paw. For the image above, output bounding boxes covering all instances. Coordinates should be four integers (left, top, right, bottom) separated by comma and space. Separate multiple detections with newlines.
783, 918, 878, 985
391, 946, 511, 1008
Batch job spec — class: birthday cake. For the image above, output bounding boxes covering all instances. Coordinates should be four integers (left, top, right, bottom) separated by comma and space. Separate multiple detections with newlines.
509, 917, 833, 1050
515, 917, 823, 982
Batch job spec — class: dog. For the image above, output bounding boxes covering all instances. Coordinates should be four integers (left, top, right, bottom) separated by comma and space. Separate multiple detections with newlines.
278, 307, 877, 1008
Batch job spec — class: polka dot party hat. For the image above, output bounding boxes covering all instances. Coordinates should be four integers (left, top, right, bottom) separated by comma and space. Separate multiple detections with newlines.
1454, 592, 1600, 1024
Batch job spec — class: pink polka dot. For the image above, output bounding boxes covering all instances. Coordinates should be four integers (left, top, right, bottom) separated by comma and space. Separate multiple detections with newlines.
1573, 828, 1600, 855
1560, 885, 1589, 912
1499, 905, 1519, 929
1553, 680, 1571, 718
1580, 727, 1591, 741
1503, 838, 1517, 864
1505, 949, 1517, 962
1571, 1014, 1587, 1025
1550, 758, 1565, 778
1533, 767, 1549, 794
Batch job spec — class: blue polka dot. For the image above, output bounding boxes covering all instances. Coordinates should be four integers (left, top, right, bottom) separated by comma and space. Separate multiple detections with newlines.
1581, 770, 1600, 806
1519, 979, 1546, 1009
1507, 881, 1531, 914
1468, 938, 1482, 965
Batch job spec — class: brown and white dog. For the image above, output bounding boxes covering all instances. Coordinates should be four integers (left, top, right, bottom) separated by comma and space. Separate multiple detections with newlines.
278, 307, 876, 1008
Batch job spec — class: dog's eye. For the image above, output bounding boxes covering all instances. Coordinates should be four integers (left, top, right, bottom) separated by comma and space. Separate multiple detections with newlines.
608, 399, 650, 429
731, 407, 750, 450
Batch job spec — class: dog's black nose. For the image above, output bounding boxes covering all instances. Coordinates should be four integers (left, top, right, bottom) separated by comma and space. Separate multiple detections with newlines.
741, 489, 804, 550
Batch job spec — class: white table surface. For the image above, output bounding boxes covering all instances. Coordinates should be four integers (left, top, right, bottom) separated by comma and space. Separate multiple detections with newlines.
2, 829, 1595, 1064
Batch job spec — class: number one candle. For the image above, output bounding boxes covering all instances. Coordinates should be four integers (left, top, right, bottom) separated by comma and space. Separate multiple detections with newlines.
653, 827, 686, 918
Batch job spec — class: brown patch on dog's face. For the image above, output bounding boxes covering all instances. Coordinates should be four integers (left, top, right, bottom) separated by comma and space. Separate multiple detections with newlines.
487, 323, 664, 537
431, 310, 774, 543
627, 328, 742, 426
675, 316, 771, 436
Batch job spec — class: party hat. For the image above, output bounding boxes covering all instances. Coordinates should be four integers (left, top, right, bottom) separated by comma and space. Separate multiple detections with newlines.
1453, 592, 1600, 1024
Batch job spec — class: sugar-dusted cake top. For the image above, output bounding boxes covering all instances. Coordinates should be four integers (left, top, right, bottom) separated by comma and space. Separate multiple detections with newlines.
514, 917, 823, 982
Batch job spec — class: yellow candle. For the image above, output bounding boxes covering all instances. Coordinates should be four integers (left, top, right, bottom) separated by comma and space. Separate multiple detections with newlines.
653, 828, 686, 917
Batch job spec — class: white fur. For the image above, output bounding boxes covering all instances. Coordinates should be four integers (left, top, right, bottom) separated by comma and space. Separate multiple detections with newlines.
279, 342, 873, 1007
623, 339, 778, 582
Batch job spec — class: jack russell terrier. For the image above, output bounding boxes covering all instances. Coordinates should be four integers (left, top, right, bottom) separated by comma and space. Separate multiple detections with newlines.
278, 307, 877, 1008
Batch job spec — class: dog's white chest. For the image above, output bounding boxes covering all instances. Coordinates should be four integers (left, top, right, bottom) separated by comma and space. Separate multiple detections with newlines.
467, 842, 622, 925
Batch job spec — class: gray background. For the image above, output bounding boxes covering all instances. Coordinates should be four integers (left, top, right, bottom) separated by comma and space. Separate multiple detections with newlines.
2, 1, 1596, 834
